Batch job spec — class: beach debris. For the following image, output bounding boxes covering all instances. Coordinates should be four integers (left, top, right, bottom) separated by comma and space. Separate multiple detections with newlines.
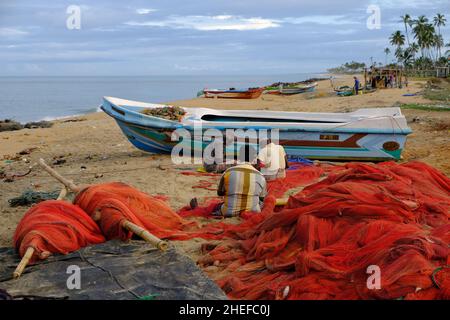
13, 200, 106, 278
0, 119, 23, 132
8, 190, 61, 207
2, 168, 32, 183
0, 119, 53, 132
37, 159, 173, 251
18, 147, 37, 155
140, 105, 186, 121
24, 121, 53, 129
62, 118, 87, 123
94, 173, 103, 179
52, 158, 66, 166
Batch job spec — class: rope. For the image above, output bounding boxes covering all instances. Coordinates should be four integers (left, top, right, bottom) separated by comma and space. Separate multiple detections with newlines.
431, 265, 450, 289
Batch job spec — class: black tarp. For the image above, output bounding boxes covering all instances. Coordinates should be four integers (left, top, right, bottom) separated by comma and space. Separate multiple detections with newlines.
0, 240, 227, 300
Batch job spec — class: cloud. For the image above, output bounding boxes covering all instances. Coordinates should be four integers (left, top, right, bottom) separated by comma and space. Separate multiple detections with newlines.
136, 8, 158, 15
282, 15, 359, 26
125, 15, 280, 31
0, 27, 29, 37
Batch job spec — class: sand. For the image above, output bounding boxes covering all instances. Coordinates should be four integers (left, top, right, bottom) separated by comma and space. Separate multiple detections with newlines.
0, 74, 449, 248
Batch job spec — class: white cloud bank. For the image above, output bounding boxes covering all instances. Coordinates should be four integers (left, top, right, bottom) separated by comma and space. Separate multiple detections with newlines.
136, 8, 158, 15
125, 14, 360, 32
125, 15, 280, 31
0, 27, 29, 37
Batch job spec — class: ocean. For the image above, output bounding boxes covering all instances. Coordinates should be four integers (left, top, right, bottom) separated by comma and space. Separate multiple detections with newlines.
0, 74, 323, 123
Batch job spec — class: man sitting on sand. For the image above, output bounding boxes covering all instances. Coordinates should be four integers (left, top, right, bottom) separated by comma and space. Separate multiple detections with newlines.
257, 139, 289, 181
215, 145, 267, 217
191, 145, 267, 217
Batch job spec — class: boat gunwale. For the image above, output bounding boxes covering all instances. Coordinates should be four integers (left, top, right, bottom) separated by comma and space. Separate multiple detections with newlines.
102, 97, 413, 135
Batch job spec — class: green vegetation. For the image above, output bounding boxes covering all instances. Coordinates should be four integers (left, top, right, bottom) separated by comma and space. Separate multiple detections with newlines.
424, 78, 450, 101
401, 103, 450, 111
327, 61, 366, 74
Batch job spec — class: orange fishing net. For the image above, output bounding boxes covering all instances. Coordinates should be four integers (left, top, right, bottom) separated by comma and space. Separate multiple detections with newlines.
13, 200, 105, 263
73, 182, 195, 240
180, 161, 449, 300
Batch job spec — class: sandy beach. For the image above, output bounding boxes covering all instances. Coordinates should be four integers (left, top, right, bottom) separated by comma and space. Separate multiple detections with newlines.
0, 74, 449, 248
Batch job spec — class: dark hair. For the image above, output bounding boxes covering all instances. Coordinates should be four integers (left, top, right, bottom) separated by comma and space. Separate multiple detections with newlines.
239, 144, 257, 163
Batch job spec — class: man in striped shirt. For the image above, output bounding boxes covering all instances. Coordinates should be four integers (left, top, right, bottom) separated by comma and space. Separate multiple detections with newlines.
215, 163, 268, 217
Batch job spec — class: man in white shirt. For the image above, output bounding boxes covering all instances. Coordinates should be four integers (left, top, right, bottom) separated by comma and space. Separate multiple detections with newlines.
257, 139, 289, 181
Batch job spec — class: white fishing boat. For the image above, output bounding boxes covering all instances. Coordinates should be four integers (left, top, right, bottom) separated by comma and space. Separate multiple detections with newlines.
101, 96, 412, 161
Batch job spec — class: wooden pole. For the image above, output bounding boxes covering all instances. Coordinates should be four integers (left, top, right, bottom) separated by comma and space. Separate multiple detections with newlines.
38, 158, 80, 193
57, 187, 68, 200
122, 221, 168, 251
275, 198, 289, 206
13, 247, 35, 279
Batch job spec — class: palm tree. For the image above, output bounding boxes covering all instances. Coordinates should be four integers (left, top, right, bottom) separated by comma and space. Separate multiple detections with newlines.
409, 42, 419, 62
433, 14, 446, 58
433, 14, 446, 35
412, 16, 435, 59
395, 47, 404, 65
384, 48, 391, 65
434, 34, 444, 60
401, 14, 412, 45
390, 31, 405, 48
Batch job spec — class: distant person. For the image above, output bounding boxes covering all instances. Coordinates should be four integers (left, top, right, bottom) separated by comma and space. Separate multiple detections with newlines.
257, 139, 289, 181
353, 76, 360, 95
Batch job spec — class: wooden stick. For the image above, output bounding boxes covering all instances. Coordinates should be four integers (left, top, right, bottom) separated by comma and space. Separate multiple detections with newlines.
57, 187, 68, 200
275, 198, 288, 206
122, 220, 168, 251
13, 247, 35, 279
38, 158, 80, 193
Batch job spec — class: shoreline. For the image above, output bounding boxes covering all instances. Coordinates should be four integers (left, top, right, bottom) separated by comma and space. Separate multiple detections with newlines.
1, 73, 330, 124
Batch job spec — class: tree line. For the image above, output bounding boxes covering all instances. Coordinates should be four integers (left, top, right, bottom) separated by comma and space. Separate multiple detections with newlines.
386, 13, 449, 69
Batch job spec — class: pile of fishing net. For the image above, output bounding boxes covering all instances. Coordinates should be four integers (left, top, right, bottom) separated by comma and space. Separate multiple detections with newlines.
13, 200, 105, 263
74, 182, 195, 240
180, 161, 449, 300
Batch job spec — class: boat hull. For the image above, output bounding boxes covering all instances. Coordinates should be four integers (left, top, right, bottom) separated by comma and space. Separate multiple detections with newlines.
204, 88, 263, 99
111, 118, 406, 161
265, 83, 318, 95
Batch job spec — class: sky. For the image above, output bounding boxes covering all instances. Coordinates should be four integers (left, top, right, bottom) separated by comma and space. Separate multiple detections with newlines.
0, 0, 449, 76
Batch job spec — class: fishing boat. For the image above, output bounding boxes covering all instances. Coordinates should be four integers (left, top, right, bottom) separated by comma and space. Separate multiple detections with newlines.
265, 82, 318, 95
203, 87, 263, 99
101, 96, 412, 161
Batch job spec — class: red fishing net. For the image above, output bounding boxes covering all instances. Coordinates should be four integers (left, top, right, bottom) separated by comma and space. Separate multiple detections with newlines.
73, 182, 195, 240
180, 161, 449, 300
13, 200, 105, 263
